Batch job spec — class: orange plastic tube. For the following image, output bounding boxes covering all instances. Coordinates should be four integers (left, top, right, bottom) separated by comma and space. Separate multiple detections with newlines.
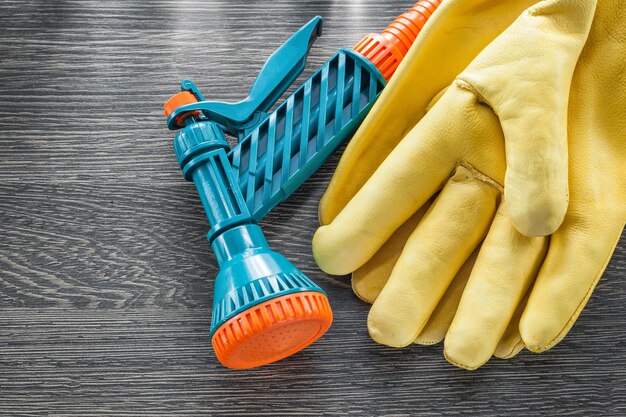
354, 0, 441, 81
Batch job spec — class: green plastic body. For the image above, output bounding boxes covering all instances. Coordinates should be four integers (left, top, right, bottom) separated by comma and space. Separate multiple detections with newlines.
229, 49, 385, 221
166, 16, 385, 338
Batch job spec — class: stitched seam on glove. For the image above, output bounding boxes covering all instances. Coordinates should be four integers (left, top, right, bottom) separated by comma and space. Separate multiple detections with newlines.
532, 229, 624, 351
414, 337, 442, 345
351, 277, 375, 305
455, 78, 493, 109
443, 349, 483, 371
497, 340, 525, 359
456, 160, 504, 194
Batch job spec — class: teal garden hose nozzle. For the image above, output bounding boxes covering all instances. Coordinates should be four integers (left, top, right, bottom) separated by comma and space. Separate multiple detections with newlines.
172, 119, 333, 369
163, 1, 441, 369
164, 17, 332, 369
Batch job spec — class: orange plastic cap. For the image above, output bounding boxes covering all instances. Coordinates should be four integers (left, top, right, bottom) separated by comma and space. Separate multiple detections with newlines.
211, 291, 333, 369
163, 91, 200, 127
353, 0, 441, 80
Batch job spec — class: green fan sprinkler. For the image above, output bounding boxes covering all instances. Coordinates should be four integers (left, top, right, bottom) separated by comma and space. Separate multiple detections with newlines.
163, 1, 440, 369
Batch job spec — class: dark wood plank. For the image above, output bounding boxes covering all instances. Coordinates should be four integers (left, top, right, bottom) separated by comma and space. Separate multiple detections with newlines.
0, 173, 345, 309
0, 0, 402, 182
1, 0, 625, 415
1, 302, 626, 416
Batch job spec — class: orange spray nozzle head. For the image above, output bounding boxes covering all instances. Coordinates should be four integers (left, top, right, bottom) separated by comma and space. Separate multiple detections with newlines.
353, 0, 442, 81
209, 225, 333, 370
212, 291, 332, 369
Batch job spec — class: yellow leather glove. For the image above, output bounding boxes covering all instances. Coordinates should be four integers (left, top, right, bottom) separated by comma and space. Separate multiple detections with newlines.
313, 0, 626, 369
319, 0, 577, 237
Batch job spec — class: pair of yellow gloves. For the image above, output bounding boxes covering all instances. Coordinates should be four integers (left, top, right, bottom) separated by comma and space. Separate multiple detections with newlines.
313, 0, 626, 369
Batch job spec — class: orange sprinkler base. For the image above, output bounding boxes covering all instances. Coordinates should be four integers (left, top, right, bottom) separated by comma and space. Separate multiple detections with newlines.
211, 291, 333, 369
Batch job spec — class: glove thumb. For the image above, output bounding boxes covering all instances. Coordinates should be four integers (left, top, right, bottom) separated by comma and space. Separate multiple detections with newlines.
459, 0, 597, 236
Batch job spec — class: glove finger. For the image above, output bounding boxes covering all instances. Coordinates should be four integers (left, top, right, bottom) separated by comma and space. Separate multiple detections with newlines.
493, 288, 532, 359
414, 248, 479, 345
313, 118, 454, 275
313, 84, 506, 276
318, 0, 542, 225
352, 201, 431, 304
520, 217, 625, 352
368, 166, 499, 347
444, 203, 548, 370
459, 0, 597, 236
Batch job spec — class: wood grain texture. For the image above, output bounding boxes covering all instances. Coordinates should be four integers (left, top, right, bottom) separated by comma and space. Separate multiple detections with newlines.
0, 0, 625, 415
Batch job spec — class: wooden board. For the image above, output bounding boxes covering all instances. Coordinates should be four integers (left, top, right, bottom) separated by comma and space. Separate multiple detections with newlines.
1, 1, 625, 415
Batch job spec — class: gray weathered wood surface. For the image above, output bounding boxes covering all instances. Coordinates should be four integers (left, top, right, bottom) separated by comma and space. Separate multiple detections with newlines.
1, 1, 625, 415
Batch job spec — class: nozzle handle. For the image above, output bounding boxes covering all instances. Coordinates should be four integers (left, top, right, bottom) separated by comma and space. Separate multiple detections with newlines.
224, 1, 441, 221
229, 49, 386, 221
166, 16, 323, 132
